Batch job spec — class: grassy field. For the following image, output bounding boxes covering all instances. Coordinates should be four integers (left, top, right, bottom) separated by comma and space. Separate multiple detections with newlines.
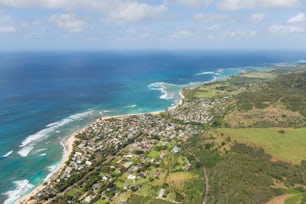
217, 128, 306, 164
241, 71, 276, 79
166, 172, 196, 190
94, 200, 108, 204
66, 187, 81, 197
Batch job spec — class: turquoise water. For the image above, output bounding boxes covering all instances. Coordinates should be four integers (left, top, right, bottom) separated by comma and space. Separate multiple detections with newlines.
0, 51, 305, 203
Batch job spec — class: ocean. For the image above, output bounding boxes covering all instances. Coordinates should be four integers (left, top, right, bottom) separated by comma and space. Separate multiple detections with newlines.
0, 50, 305, 203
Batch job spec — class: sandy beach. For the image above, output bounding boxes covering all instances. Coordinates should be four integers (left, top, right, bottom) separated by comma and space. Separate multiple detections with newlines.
18, 89, 186, 204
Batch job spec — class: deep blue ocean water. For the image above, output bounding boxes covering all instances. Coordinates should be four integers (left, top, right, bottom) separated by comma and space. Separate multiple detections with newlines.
0, 50, 305, 203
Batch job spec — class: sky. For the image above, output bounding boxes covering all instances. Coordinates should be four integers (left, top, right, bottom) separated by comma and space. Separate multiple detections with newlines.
0, 0, 306, 50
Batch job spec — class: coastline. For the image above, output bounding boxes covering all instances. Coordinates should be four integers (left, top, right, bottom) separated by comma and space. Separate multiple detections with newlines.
18, 133, 77, 204
18, 89, 185, 204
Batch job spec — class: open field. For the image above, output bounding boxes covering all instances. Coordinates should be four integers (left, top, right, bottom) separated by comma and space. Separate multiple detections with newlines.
218, 128, 306, 164
224, 104, 305, 128
166, 172, 196, 189
241, 71, 276, 79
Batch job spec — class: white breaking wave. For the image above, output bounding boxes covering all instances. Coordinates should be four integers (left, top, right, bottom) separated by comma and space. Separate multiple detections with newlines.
2, 150, 13, 158
39, 153, 47, 157
194, 71, 216, 76
69, 111, 94, 120
148, 82, 177, 100
272, 62, 293, 67
209, 76, 217, 83
3, 180, 34, 204
18, 110, 94, 157
195, 69, 225, 78
34, 148, 47, 154
217, 68, 224, 73
18, 146, 34, 157
298, 60, 306, 64
44, 164, 59, 182
129, 104, 137, 108
194, 69, 225, 82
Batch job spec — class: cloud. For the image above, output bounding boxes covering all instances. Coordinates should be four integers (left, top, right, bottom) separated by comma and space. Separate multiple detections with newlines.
287, 12, 306, 23
193, 13, 226, 22
250, 31, 257, 37
227, 30, 243, 38
0, 26, 16, 32
107, 3, 167, 22
176, 0, 212, 7
0, 14, 12, 22
0, 0, 166, 23
24, 31, 44, 39
49, 14, 86, 32
0, 0, 111, 9
250, 13, 265, 23
268, 24, 303, 34
218, 0, 300, 10
170, 29, 195, 39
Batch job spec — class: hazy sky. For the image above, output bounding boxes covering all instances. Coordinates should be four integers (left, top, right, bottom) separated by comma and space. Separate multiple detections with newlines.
0, 0, 306, 50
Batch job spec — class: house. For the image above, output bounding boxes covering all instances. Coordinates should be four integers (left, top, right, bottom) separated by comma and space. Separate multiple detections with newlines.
171, 146, 180, 153
127, 174, 136, 181
158, 188, 165, 199
85, 161, 92, 166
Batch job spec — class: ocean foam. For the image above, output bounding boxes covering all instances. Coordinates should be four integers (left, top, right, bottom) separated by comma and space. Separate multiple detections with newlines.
194, 69, 226, 83
39, 153, 47, 157
17, 146, 34, 157
2, 150, 13, 158
35, 148, 47, 153
194, 71, 216, 76
69, 110, 93, 120
273, 62, 292, 67
298, 60, 306, 64
18, 110, 95, 157
129, 104, 137, 108
44, 164, 59, 182
148, 82, 177, 100
3, 180, 34, 204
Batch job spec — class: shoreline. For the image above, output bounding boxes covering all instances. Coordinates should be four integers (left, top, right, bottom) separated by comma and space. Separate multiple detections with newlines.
18, 89, 185, 204
18, 133, 77, 204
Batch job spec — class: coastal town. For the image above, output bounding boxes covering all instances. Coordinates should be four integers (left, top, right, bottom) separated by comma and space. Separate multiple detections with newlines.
20, 88, 220, 204
20, 67, 306, 204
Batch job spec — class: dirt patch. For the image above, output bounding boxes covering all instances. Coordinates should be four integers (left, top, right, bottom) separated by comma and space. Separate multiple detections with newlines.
270, 157, 279, 163
265, 194, 291, 204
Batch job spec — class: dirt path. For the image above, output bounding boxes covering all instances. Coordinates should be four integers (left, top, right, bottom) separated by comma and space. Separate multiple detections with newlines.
202, 166, 209, 204
186, 150, 209, 204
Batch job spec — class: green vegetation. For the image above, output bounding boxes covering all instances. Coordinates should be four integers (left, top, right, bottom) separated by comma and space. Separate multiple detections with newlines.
184, 68, 306, 203
285, 194, 302, 204
126, 195, 176, 204
66, 188, 81, 198
121, 137, 206, 204
207, 143, 306, 203
218, 128, 306, 164
94, 200, 109, 204
184, 74, 267, 102
32, 67, 306, 204
237, 72, 306, 116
